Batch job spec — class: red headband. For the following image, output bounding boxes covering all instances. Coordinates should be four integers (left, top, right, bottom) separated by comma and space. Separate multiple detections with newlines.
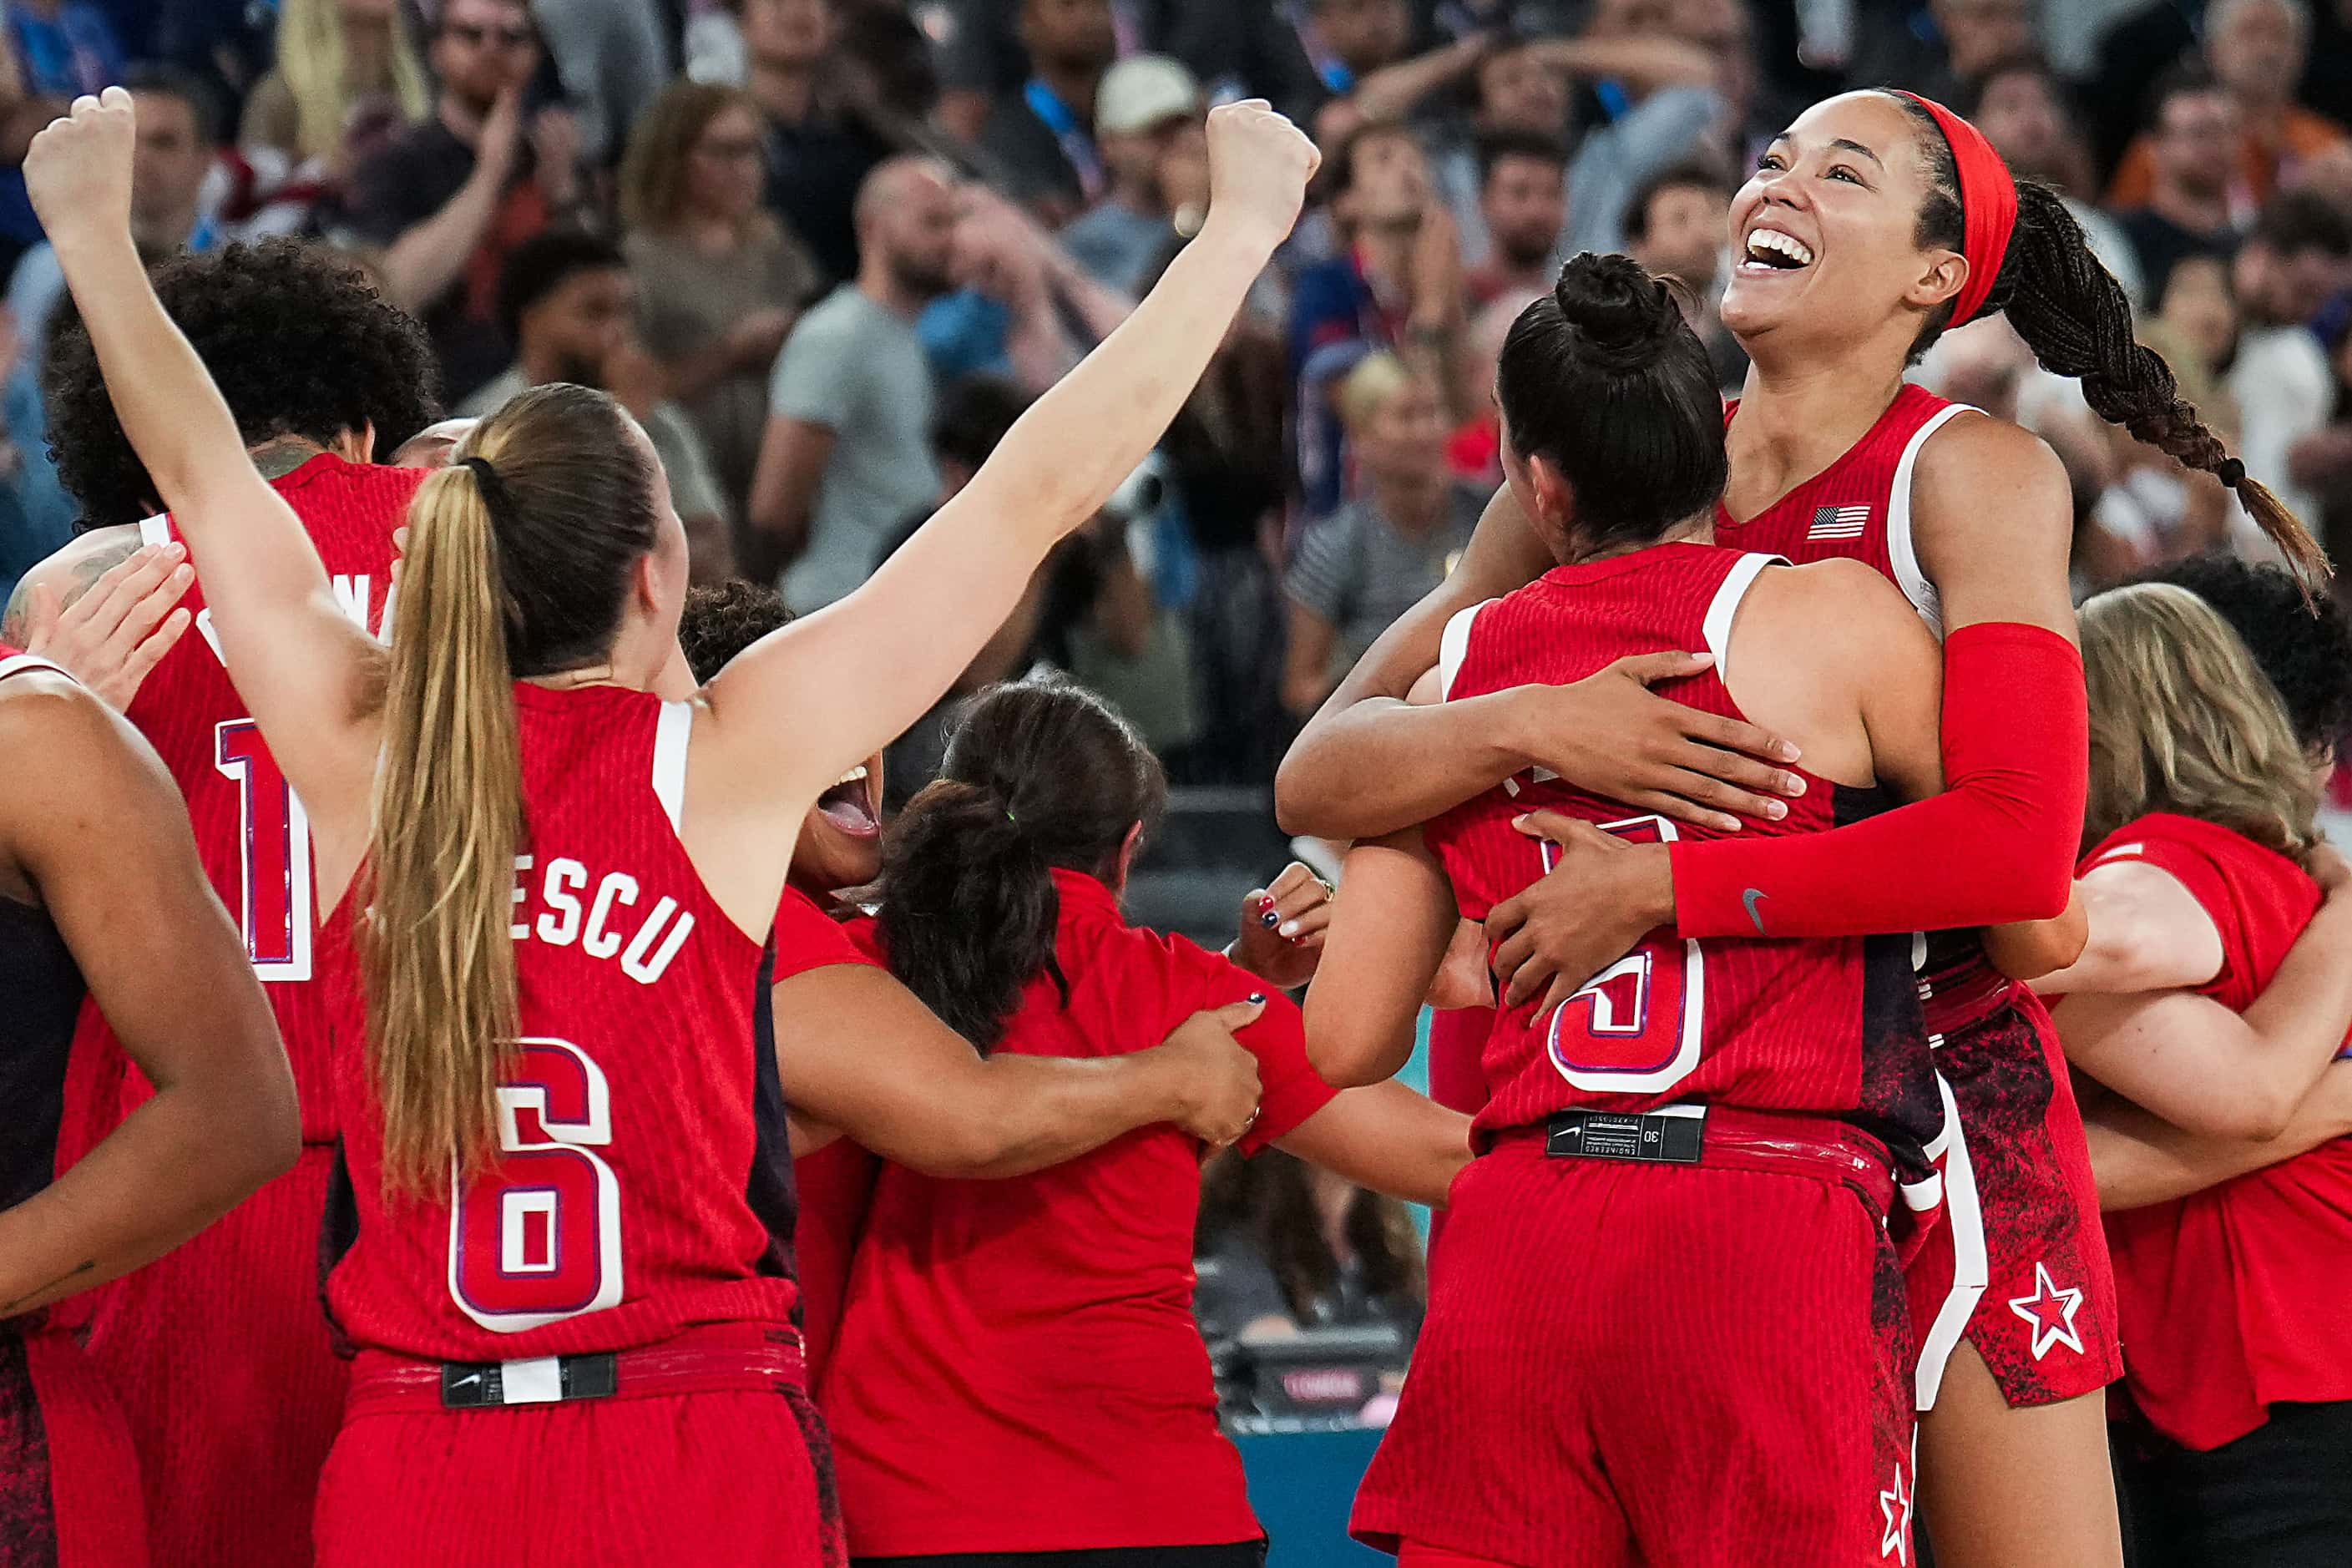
1899, 92, 2016, 329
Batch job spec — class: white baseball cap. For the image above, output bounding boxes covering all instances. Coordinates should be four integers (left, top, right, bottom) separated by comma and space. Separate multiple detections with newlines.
1095, 54, 1203, 138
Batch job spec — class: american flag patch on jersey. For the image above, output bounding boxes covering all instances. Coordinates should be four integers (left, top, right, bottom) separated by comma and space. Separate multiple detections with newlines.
1808, 504, 1871, 540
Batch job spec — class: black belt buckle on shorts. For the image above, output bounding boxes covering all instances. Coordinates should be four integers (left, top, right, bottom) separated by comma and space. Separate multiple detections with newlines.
1545, 1107, 1705, 1164
439, 1352, 619, 1409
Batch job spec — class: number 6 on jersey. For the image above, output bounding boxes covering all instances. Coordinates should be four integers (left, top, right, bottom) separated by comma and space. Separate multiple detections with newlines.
449, 1038, 624, 1332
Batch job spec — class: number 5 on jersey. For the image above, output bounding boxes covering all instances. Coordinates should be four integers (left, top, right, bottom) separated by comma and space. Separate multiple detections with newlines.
1543, 815, 1705, 1093
449, 1039, 625, 1333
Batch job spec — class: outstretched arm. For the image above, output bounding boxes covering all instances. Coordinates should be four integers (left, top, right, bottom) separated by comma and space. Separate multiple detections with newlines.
25, 90, 382, 862
694, 104, 1318, 861
0, 675, 296, 1314
1275, 484, 1802, 839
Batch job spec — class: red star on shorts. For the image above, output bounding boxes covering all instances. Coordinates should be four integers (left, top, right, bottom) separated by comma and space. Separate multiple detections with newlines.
1879, 1461, 1913, 1563
2006, 1261, 2086, 1361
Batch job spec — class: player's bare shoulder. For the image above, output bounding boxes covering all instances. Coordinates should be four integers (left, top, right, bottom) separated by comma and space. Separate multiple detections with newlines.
1909, 409, 2071, 553
0, 524, 148, 643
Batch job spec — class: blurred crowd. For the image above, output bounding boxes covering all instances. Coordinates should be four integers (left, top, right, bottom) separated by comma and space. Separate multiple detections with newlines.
0, 0, 2348, 798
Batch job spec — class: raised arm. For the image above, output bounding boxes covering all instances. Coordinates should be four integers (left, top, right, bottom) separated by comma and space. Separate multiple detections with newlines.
695, 103, 1318, 834
0, 675, 296, 1314
1275, 483, 1802, 839
25, 91, 383, 864
771, 964, 1267, 1177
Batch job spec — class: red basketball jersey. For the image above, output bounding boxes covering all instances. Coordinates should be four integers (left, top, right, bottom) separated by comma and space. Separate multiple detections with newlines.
324, 684, 796, 1362
1716, 383, 2011, 1036
2086, 814, 2352, 1451
60, 453, 421, 1154
1425, 542, 1938, 1155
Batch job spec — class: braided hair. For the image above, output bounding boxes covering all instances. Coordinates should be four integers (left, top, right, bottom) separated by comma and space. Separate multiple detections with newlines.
1886, 91, 2328, 586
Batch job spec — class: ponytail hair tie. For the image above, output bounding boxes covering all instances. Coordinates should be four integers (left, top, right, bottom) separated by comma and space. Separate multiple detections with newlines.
2215, 458, 2246, 488
1004, 808, 1019, 826
459, 454, 511, 513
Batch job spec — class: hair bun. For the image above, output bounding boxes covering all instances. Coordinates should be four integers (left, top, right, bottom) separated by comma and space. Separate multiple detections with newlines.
1552, 252, 1679, 370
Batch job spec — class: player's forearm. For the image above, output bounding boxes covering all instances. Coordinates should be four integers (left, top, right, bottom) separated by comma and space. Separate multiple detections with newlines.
1279, 690, 1535, 839
0, 1050, 296, 1314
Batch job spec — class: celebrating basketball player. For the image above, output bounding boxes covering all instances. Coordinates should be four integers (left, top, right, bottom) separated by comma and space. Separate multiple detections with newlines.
1304, 255, 1949, 1567
1279, 90, 2327, 1568
24, 86, 1317, 1565
3, 239, 438, 1568
0, 643, 292, 1568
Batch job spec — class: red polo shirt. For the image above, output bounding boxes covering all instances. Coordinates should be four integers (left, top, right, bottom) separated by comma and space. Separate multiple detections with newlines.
822, 869, 1338, 1555
2090, 813, 2352, 1450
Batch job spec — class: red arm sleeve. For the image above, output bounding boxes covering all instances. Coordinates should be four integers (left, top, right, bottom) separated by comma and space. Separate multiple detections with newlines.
1669, 621, 2086, 939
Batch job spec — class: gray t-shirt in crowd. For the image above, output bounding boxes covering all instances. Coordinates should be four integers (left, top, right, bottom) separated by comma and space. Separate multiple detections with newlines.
767, 285, 942, 612
1285, 483, 1485, 670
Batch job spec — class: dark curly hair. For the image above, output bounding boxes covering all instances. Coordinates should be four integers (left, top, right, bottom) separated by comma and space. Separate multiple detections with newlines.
43, 238, 441, 529
2127, 552, 2352, 757
1884, 91, 2327, 585
677, 579, 791, 685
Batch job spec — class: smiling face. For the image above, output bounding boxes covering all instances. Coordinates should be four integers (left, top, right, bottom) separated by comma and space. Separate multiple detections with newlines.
1720, 93, 1967, 359
795, 753, 886, 893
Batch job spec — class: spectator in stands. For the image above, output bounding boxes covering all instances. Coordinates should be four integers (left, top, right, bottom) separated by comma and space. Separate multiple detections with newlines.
743, 0, 885, 286
1289, 121, 1465, 516
1549, 25, 1722, 260
2109, 0, 2349, 216
341, 0, 589, 402
9, 63, 215, 371
1057, 53, 1199, 296
978, 0, 1120, 226
1464, 131, 1565, 309
920, 182, 1131, 391
1966, 53, 2147, 307
1843, 0, 2035, 109
749, 154, 954, 608
1195, 1148, 1427, 1342
533, 0, 673, 166
6, 0, 118, 99
620, 78, 819, 522
461, 230, 735, 583
2230, 193, 2350, 547
1623, 160, 1742, 392
1427, 35, 1567, 268
240, 0, 427, 175
1309, 0, 1491, 136
1282, 352, 1480, 721
2115, 63, 2243, 306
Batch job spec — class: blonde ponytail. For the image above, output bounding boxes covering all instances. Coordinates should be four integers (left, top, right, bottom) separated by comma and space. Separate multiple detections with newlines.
365, 459, 523, 1199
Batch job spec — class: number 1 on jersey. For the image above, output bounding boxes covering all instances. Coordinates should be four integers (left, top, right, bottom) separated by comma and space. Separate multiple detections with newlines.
214, 719, 311, 980
1543, 815, 1706, 1093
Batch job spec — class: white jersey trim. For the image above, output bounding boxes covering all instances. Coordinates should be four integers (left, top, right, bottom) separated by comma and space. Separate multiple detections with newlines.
1700, 552, 1787, 685
0, 653, 69, 684
651, 701, 692, 835
137, 513, 173, 549
1885, 403, 1975, 638
1436, 599, 1498, 701
1914, 1071, 1990, 1410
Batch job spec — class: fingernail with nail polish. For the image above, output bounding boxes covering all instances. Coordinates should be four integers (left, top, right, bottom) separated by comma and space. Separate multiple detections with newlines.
1260, 911, 1278, 928
1247, 994, 1265, 1004
1278, 921, 1298, 938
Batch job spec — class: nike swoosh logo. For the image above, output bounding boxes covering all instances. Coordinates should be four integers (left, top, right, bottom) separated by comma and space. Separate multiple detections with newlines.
1743, 888, 1768, 934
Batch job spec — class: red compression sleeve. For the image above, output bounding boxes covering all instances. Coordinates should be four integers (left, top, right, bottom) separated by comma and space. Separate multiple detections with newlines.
1670, 622, 2086, 939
